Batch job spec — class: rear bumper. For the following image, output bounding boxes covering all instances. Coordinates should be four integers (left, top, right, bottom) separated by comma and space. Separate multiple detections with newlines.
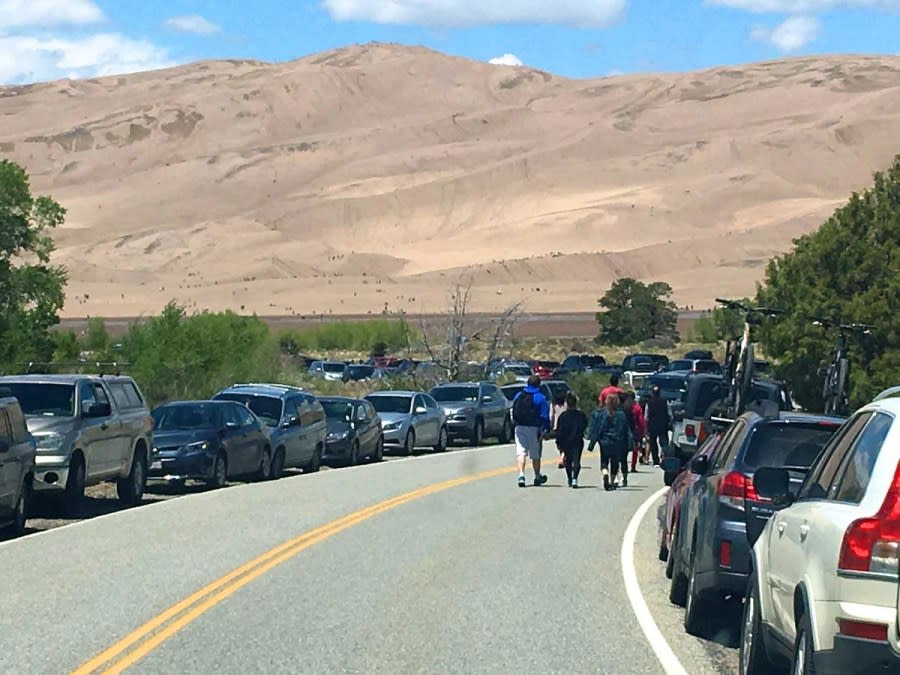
815, 636, 900, 675
695, 520, 752, 597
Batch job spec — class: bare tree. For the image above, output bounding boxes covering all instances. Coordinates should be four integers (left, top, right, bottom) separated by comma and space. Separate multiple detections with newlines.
480, 300, 525, 379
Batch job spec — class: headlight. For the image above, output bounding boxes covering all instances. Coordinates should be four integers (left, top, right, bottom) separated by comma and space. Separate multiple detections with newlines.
383, 422, 400, 431
181, 441, 210, 453
327, 431, 350, 441
36, 433, 64, 450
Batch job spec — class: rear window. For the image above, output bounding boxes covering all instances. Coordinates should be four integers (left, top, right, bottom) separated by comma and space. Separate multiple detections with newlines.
366, 395, 412, 414
742, 422, 839, 471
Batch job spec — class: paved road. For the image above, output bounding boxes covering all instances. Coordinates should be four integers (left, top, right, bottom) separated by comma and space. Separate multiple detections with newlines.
0, 445, 739, 674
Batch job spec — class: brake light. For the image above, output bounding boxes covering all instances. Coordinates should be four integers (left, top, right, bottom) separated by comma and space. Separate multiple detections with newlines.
718, 471, 766, 510
838, 619, 888, 642
685, 424, 696, 438
839, 461, 900, 575
719, 541, 732, 568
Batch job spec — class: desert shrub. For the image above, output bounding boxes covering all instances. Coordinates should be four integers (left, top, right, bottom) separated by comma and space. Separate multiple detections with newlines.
277, 318, 416, 354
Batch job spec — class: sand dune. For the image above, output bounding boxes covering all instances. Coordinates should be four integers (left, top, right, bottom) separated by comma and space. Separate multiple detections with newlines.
1, 43, 899, 318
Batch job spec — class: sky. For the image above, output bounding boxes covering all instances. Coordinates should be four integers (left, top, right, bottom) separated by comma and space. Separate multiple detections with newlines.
0, 0, 898, 84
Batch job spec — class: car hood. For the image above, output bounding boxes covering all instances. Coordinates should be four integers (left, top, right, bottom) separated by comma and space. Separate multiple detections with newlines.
153, 430, 217, 451
25, 415, 76, 435
378, 413, 410, 426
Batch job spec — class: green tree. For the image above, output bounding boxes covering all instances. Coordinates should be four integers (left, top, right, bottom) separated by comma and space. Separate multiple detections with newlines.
0, 160, 67, 371
595, 278, 679, 346
756, 155, 900, 411
690, 316, 718, 343
84, 317, 110, 351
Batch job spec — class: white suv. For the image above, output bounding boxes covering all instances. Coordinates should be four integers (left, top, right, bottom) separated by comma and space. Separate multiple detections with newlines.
741, 388, 900, 675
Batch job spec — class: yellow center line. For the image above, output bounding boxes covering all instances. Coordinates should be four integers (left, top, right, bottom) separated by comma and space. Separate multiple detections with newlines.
73, 465, 516, 675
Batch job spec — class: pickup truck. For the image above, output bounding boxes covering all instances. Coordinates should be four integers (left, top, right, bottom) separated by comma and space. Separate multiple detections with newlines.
0, 374, 154, 516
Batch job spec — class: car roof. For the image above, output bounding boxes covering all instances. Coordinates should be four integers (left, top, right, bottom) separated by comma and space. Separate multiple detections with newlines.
0, 374, 98, 384
432, 382, 483, 387
217, 383, 305, 398
156, 400, 232, 407
739, 410, 846, 426
366, 390, 418, 397
318, 396, 359, 403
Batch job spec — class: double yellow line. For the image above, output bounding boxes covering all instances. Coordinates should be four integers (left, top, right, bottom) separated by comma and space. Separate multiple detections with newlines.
72, 465, 515, 674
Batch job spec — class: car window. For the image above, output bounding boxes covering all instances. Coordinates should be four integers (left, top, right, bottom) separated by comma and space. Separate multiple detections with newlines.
367, 395, 413, 414
424, 396, 438, 410
283, 398, 299, 421
366, 402, 377, 418
740, 422, 838, 471
92, 383, 111, 408
0, 409, 11, 443
414, 395, 426, 410
711, 421, 745, 470
832, 413, 893, 504
235, 405, 256, 427
355, 404, 367, 422
8, 407, 29, 444
799, 412, 871, 501
80, 381, 96, 408
216, 393, 282, 427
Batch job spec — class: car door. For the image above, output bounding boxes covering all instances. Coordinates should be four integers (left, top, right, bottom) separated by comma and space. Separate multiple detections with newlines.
425, 395, 444, 442
302, 395, 325, 462
363, 402, 381, 454
765, 412, 872, 640
0, 409, 14, 521
105, 381, 141, 475
224, 404, 255, 475
480, 385, 502, 435
237, 404, 266, 472
279, 397, 304, 468
411, 395, 432, 445
84, 381, 123, 479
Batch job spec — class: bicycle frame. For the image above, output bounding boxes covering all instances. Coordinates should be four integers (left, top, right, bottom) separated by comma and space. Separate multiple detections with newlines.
814, 319, 871, 416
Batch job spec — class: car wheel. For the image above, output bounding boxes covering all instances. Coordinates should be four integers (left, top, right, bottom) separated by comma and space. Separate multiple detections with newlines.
349, 441, 360, 466
499, 417, 513, 444
3, 480, 28, 537
207, 453, 227, 490
62, 455, 86, 518
791, 609, 816, 675
684, 548, 714, 636
306, 445, 322, 473
665, 527, 677, 579
403, 430, 416, 456
668, 540, 688, 607
741, 574, 779, 675
256, 448, 272, 481
470, 419, 484, 446
270, 448, 285, 480
658, 539, 669, 562
117, 449, 147, 507
372, 437, 384, 463
434, 426, 448, 453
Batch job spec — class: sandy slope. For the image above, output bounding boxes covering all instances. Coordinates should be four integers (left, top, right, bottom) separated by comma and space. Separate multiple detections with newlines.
1, 43, 899, 319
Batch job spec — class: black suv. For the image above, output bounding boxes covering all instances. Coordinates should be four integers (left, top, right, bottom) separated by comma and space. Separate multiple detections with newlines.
213, 383, 328, 477
559, 354, 607, 375
668, 411, 843, 636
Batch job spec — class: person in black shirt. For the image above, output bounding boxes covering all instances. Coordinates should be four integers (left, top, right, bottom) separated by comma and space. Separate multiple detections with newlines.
555, 393, 588, 488
645, 385, 670, 465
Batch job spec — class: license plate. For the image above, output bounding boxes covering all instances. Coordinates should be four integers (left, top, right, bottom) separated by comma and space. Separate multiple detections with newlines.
150, 460, 162, 470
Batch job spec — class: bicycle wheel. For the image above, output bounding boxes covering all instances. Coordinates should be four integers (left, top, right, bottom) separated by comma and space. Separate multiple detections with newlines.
735, 343, 754, 416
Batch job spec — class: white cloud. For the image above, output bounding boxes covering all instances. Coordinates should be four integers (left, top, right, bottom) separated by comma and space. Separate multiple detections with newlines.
489, 53, 524, 66
0, 0, 104, 29
750, 15, 820, 51
0, 33, 174, 84
165, 15, 221, 36
322, 0, 627, 27
708, 0, 900, 11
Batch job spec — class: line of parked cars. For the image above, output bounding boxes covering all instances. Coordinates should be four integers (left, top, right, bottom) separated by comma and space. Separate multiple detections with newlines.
655, 381, 900, 674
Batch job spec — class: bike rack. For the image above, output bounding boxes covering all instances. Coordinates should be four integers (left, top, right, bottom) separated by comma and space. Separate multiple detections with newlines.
873, 386, 900, 402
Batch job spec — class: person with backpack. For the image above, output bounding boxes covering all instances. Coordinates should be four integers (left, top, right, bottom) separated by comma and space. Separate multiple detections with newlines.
645, 385, 669, 466
555, 392, 588, 488
512, 375, 551, 488
587, 392, 634, 491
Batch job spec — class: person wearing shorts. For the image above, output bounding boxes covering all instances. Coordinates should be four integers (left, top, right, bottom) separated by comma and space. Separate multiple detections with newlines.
512, 375, 551, 488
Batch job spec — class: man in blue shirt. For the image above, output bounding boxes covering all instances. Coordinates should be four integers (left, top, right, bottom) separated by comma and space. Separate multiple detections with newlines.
511, 375, 551, 487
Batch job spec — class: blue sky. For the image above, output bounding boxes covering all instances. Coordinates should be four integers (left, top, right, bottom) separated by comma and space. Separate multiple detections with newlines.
0, 0, 897, 83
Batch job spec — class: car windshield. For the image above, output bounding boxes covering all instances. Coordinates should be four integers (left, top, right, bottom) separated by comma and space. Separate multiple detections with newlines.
152, 404, 220, 430
668, 360, 692, 371
321, 400, 353, 420
502, 386, 525, 401
582, 356, 606, 367
367, 395, 412, 414
214, 393, 282, 426
0, 382, 76, 417
506, 366, 532, 376
432, 386, 479, 402
324, 363, 346, 373
742, 423, 839, 471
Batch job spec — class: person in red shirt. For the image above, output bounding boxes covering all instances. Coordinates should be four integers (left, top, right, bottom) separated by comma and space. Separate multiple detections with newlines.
599, 373, 625, 408
624, 391, 647, 472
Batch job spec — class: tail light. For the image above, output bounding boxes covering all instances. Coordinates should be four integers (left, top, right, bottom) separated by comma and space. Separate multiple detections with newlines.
838, 619, 888, 642
719, 541, 732, 568
718, 471, 766, 510
685, 424, 696, 438
838, 461, 900, 575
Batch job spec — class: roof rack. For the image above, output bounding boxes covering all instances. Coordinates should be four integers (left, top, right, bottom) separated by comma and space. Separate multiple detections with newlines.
873, 386, 900, 402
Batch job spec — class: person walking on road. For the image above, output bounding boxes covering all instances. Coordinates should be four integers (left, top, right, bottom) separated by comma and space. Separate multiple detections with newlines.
598, 373, 624, 407
624, 391, 646, 472
551, 393, 567, 469
555, 393, 588, 488
645, 385, 670, 466
588, 392, 634, 491
512, 375, 551, 488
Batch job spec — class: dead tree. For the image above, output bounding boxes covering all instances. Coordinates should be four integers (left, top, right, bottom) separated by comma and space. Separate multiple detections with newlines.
481, 301, 525, 379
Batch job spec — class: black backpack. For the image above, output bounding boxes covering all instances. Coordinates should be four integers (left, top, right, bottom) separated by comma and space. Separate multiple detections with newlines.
512, 391, 540, 427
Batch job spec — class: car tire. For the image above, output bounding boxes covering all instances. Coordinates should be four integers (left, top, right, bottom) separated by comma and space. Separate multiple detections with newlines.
116, 449, 147, 507
684, 548, 714, 637
270, 448, 285, 480
669, 540, 688, 607
665, 528, 677, 579
434, 426, 448, 453
62, 455, 86, 518
3, 480, 28, 538
207, 453, 227, 490
349, 441, 360, 466
372, 437, 384, 463
791, 607, 816, 675
306, 445, 322, 473
255, 448, 272, 481
658, 540, 669, 562
740, 574, 779, 675
403, 430, 416, 456
470, 419, 484, 446
499, 417, 513, 444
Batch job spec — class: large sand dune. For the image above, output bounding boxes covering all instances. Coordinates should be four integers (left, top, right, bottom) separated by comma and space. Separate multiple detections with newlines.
2, 43, 899, 319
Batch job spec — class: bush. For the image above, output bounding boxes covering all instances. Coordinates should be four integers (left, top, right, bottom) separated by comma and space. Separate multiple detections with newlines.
566, 373, 613, 416
277, 319, 415, 354
689, 316, 718, 344
596, 278, 679, 346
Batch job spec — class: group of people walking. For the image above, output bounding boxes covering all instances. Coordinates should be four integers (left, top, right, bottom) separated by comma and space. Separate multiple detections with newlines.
511, 374, 670, 490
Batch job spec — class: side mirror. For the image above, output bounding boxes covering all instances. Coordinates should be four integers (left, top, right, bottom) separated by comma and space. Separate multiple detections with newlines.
0, 439, 10, 454
754, 467, 793, 505
84, 402, 111, 418
282, 416, 301, 428
690, 455, 709, 476
223, 421, 240, 431
414, 406, 427, 415
482, 396, 493, 404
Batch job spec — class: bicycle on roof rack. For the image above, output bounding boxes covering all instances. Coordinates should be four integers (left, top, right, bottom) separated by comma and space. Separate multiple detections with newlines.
715, 298, 785, 418
812, 318, 872, 416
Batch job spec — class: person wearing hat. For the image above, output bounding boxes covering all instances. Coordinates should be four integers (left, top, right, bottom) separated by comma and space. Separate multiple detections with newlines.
645, 385, 669, 466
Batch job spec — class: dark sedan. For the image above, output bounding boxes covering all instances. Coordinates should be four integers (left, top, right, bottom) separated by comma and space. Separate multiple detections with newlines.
320, 397, 384, 466
149, 401, 272, 489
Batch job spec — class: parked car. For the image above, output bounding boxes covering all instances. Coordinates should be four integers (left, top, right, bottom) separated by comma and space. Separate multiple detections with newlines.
684, 350, 714, 360
500, 380, 570, 406
347, 365, 377, 382
622, 353, 670, 373
319, 397, 383, 466
666, 359, 722, 375
149, 401, 272, 488
532, 360, 561, 380
0, 394, 36, 537
430, 382, 512, 446
0, 374, 153, 515
364, 391, 447, 455
743, 392, 900, 675
213, 383, 327, 476
669, 410, 843, 636
637, 372, 689, 410
559, 354, 607, 375
489, 363, 533, 383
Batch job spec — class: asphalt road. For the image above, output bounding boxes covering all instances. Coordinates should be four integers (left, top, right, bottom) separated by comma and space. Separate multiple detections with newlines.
0, 445, 739, 674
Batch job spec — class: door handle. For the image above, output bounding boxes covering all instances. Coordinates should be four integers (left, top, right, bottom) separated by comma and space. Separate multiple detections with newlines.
800, 523, 809, 541
777, 521, 785, 536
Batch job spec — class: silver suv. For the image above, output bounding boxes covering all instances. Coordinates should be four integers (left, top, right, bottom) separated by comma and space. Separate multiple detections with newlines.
0, 375, 153, 516
0, 395, 36, 537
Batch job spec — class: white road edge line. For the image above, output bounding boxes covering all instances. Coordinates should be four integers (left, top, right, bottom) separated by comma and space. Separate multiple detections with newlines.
622, 486, 689, 675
